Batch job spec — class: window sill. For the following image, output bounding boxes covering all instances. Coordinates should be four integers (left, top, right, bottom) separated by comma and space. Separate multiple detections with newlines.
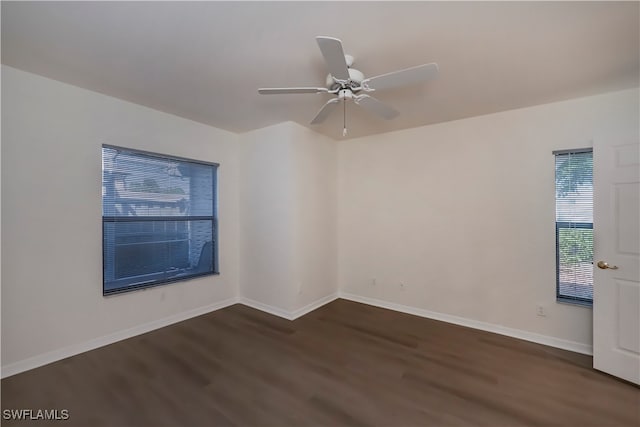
104, 270, 219, 296
556, 297, 593, 308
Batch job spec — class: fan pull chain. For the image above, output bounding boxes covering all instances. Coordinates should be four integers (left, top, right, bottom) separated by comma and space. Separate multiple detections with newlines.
343, 99, 347, 137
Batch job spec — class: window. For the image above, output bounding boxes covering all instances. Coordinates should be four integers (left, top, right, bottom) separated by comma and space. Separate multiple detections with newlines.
102, 146, 218, 295
554, 148, 593, 305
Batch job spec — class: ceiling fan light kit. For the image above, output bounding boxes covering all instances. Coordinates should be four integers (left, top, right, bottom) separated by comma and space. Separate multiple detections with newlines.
258, 36, 439, 136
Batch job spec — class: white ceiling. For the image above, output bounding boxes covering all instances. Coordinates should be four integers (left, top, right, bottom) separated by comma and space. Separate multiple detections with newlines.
2, 1, 638, 140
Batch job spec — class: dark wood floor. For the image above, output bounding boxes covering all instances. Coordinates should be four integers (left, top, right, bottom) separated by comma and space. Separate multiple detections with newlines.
2, 299, 639, 427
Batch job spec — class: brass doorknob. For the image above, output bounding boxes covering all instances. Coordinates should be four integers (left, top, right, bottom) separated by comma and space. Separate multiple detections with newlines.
597, 260, 618, 270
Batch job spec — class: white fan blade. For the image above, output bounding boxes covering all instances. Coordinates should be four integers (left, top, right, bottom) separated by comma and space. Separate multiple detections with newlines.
258, 87, 329, 95
316, 36, 350, 82
354, 95, 399, 120
310, 98, 340, 124
362, 63, 439, 91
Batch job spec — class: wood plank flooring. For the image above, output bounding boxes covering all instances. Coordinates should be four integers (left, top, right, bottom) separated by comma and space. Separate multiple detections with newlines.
2, 299, 639, 426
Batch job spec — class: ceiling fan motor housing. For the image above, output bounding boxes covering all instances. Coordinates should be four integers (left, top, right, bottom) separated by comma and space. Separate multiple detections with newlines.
338, 89, 354, 100
326, 66, 364, 91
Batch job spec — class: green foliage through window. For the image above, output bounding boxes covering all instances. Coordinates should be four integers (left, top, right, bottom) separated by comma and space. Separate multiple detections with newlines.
558, 227, 593, 264
555, 154, 593, 197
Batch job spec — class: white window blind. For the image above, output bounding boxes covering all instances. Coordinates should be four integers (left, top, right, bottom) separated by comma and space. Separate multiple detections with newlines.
554, 149, 593, 304
102, 145, 218, 295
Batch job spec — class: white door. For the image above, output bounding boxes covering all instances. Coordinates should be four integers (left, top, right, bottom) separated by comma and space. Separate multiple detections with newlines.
593, 139, 640, 385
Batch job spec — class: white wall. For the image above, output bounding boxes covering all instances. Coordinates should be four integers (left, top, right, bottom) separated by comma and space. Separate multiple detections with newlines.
238, 123, 297, 311
239, 122, 337, 314
338, 88, 639, 349
1, 66, 240, 368
290, 124, 338, 311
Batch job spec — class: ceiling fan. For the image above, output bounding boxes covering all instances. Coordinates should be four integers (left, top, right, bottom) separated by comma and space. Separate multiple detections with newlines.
258, 36, 439, 136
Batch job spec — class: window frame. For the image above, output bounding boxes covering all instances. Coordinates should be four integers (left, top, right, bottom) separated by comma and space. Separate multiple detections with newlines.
102, 144, 219, 296
553, 148, 593, 307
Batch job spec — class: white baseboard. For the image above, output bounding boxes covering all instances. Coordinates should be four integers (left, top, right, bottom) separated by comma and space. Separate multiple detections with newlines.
238, 297, 293, 319
1, 296, 239, 379
339, 292, 593, 356
290, 293, 339, 319
239, 292, 339, 320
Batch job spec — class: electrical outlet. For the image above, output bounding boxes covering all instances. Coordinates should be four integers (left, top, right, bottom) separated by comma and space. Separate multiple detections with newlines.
400, 282, 405, 291
536, 305, 547, 317
372, 278, 377, 286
